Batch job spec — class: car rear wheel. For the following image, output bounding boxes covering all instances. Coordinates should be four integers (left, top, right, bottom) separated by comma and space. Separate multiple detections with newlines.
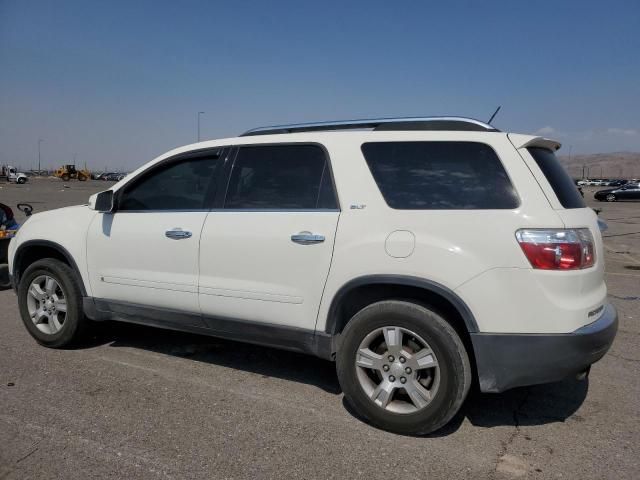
336, 300, 471, 435
17, 177, 26, 184
17, 258, 88, 347
606, 193, 616, 202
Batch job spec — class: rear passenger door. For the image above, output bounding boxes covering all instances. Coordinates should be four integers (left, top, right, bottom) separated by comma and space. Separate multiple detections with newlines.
198, 143, 340, 331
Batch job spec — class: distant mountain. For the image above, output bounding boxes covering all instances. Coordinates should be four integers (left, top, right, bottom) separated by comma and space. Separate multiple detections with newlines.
557, 152, 640, 179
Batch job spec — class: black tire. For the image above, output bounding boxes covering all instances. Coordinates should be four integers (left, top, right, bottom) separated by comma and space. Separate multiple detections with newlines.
606, 194, 616, 202
17, 258, 87, 348
0, 264, 10, 290
336, 300, 471, 435
17, 177, 26, 184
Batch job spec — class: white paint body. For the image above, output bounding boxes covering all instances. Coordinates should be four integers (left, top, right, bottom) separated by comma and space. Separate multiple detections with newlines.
9, 130, 606, 335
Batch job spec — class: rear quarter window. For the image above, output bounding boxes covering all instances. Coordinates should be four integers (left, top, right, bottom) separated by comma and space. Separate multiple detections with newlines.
527, 147, 585, 209
361, 141, 519, 210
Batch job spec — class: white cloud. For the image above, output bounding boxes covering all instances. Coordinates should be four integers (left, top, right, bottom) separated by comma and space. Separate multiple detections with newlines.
607, 128, 638, 137
535, 126, 556, 135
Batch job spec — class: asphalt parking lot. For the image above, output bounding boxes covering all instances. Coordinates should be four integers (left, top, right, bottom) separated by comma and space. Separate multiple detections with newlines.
1, 179, 638, 479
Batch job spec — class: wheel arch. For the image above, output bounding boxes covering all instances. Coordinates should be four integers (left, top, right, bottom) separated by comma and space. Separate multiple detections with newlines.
325, 275, 479, 336
13, 240, 87, 296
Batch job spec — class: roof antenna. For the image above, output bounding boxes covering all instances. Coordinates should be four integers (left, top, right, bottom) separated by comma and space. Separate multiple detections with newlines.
487, 106, 501, 125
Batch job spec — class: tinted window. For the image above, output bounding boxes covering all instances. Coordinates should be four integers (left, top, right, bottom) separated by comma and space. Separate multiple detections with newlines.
225, 144, 338, 209
119, 152, 221, 211
527, 147, 585, 209
361, 142, 519, 209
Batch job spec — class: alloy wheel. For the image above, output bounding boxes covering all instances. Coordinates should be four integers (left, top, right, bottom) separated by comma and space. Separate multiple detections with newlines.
26, 275, 67, 334
355, 326, 440, 414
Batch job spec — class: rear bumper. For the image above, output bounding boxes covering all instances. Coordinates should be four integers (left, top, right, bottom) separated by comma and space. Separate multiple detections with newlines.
471, 303, 618, 393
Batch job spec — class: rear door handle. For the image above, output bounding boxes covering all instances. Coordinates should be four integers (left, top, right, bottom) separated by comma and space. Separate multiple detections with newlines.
291, 232, 325, 245
165, 228, 192, 240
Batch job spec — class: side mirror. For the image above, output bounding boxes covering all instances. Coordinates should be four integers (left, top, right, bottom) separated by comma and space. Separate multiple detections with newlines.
93, 190, 115, 213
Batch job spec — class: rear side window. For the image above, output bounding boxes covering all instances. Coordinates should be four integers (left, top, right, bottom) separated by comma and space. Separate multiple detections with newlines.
225, 144, 338, 210
527, 147, 585, 209
361, 141, 519, 209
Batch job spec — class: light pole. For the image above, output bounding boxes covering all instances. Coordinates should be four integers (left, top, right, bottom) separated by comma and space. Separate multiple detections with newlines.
38, 138, 43, 172
197, 111, 205, 141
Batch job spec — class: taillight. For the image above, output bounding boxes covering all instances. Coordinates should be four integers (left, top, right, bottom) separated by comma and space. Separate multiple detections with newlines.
515, 229, 595, 270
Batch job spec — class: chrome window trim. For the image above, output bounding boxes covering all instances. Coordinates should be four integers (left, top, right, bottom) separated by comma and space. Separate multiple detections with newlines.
113, 209, 212, 213
209, 208, 340, 213
111, 208, 340, 214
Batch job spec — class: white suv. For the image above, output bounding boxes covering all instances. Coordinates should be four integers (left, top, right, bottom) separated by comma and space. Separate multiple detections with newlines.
8, 117, 617, 435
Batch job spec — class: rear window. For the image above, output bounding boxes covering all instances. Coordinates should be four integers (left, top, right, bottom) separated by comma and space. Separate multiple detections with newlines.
527, 147, 585, 209
361, 141, 519, 210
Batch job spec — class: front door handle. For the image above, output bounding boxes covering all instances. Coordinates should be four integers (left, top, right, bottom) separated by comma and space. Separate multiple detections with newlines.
165, 228, 192, 240
291, 232, 325, 245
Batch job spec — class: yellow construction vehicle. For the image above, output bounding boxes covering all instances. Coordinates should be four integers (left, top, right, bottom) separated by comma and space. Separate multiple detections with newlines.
53, 164, 90, 181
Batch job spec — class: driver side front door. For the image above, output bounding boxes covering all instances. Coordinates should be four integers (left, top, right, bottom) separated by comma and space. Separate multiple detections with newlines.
86, 148, 225, 325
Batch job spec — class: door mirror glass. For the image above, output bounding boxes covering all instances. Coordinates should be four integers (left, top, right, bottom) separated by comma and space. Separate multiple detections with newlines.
94, 190, 115, 213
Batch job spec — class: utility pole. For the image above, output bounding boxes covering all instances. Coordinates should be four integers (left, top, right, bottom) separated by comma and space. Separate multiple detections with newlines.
197, 111, 205, 142
38, 138, 43, 172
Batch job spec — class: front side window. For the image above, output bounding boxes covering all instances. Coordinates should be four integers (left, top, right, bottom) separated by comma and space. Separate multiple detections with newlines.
119, 151, 222, 211
361, 141, 519, 209
224, 144, 338, 209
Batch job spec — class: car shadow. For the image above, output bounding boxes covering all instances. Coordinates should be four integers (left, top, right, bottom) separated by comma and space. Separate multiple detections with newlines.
340, 376, 588, 437
86, 321, 589, 434
87, 321, 341, 394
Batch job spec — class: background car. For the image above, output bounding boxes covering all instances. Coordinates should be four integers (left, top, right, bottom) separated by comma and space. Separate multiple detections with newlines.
608, 180, 628, 187
594, 183, 640, 202
100, 172, 126, 181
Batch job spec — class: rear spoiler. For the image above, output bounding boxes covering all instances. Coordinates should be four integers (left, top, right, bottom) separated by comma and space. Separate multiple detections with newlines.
508, 133, 561, 152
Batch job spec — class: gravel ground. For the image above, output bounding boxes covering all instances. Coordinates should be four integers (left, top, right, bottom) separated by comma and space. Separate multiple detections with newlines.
0, 179, 638, 479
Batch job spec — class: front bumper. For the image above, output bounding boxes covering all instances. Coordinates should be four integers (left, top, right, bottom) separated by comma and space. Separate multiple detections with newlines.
471, 303, 618, 393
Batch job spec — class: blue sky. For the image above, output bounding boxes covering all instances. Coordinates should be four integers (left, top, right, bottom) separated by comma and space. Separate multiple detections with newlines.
1, 0, 639, 170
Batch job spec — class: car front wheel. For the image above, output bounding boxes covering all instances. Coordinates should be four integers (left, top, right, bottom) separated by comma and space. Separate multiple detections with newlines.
606, 194, 616, 202
17, 258, 88, 348
336, 300, 471, 435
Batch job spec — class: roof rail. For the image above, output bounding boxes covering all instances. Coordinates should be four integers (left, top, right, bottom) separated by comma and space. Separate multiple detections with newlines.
241, 116, 499, 136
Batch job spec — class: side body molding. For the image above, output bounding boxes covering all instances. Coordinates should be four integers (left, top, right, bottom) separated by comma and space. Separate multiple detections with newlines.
324, 275, 479, 335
